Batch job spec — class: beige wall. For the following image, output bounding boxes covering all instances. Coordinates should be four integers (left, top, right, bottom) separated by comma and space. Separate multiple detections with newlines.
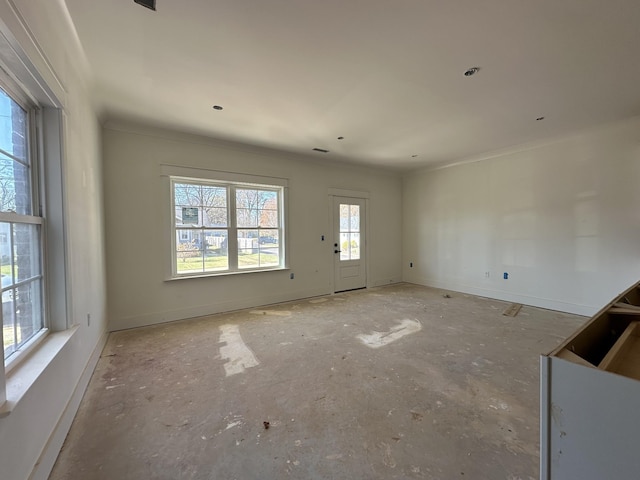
403, 117, 640, 316
103, 124, 402, 331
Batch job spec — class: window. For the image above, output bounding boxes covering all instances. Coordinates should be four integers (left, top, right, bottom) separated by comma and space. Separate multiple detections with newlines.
339, 203, 361, 261
171, 177, 285, 277
0, 87, 44, 363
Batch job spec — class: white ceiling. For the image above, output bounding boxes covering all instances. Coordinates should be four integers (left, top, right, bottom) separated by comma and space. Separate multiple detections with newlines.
64, 0, 640, 170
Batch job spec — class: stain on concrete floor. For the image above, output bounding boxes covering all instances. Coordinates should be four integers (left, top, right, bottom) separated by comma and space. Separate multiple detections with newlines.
49, 284, 586, 480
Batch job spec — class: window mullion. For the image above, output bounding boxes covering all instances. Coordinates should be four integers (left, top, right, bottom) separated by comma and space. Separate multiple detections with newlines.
228, 186, 238, 270
171, 178, 177, 277
278, 190, 284, 267
29, 109, 40, 215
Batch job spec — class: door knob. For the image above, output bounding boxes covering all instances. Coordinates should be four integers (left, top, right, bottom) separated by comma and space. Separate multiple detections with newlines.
334, 249, 341, 254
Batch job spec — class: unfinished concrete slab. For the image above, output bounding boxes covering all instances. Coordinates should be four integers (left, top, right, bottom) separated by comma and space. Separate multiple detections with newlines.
49, 284, 585, 480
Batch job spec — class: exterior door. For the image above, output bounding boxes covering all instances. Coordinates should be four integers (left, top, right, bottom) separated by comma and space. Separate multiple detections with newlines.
333, 196, 366, 292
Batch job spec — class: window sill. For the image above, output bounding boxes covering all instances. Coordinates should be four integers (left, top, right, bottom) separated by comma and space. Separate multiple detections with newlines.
0, 325, 79, 418
165, 266, 289, 281
4, 328, 49, 375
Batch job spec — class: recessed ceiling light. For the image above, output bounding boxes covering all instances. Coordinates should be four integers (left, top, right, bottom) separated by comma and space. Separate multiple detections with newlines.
212, 105, 223, 111
312, 148, 329, 153
337, 136, 344, 140
464, 67, 480, 77
134, 0, 156, 11
536, 116, 545, 121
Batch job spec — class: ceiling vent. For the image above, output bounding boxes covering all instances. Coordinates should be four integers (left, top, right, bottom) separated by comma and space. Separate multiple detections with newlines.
134, 0, 156, 11
312, 148, 329, 153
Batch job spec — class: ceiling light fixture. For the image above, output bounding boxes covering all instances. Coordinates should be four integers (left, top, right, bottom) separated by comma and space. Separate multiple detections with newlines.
212, 105, 223, 111
464, 67, 480, 77
312, 148, 329, 153
536, 116, 545, 121
337, 136, 344, 140
411, 155, 418, 158
134, 0, 156, 11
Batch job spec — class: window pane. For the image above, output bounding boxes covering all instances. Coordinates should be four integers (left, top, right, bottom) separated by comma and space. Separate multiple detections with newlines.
340, 232, 350, 261
14, 279, 42, 347
176, 229, 203, 274
259, 230, 278, 246
237, 188, 275, 228
201, 186, 226, 208
0, 90, 27, 162
2, 286, 16, 357
237, 208, 258, 227
202, 186, 227, 227
350, 205, 360, 232
0, 223, 13, 280
203, 207, 227, 227
15, 223, 40, 282
238, 229, 259, 268
258, 230, 279, 267
339, 204, 349, 231
203, 230, 228, 272
236, 189, 258, 209
174, 183, 200, 206
257, 191, 278, 228
0, 152, 31, 215
350, 233, 360, 260
1, 223, 42, 360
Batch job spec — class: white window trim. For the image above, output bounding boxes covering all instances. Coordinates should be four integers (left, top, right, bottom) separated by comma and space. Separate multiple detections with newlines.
162, 165, 289, 280
0, 17, 69, 412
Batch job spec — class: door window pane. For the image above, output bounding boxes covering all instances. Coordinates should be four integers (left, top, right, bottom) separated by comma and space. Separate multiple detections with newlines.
350, 233, 360, 260
339, 204, 360, 261
340, 232, 350, 261
350, 205, 360, 232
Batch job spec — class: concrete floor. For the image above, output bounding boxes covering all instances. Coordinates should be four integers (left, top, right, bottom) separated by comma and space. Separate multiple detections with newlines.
49, 284, 585, 480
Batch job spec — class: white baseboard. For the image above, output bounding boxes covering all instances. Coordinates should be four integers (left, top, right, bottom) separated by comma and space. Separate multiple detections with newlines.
370, 276, 403, 288
110, 287, 332, 331
405, 277, 596, 317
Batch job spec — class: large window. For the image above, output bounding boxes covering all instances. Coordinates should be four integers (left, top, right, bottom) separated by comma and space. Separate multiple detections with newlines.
171, 177, 285, 277
0, 87, 44, 362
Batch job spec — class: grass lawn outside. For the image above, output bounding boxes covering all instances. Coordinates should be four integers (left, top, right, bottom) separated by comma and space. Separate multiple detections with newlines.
177, 251, 279, 273
3, 325, 16, 349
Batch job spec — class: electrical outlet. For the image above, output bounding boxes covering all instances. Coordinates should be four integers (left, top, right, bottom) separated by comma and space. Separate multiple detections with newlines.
485, 271, 490, 278
290, 273, 294, 280
87, 313, 91, 326
410, 262, 413, 268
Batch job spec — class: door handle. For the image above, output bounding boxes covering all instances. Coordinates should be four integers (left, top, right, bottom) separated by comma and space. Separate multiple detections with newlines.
334, 249, 341, 253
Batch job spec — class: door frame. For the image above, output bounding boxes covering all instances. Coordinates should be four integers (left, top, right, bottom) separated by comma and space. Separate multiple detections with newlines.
328, 188, 370, 293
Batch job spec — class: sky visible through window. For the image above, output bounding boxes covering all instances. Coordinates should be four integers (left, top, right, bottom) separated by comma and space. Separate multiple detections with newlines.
0, 90, 28, 215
